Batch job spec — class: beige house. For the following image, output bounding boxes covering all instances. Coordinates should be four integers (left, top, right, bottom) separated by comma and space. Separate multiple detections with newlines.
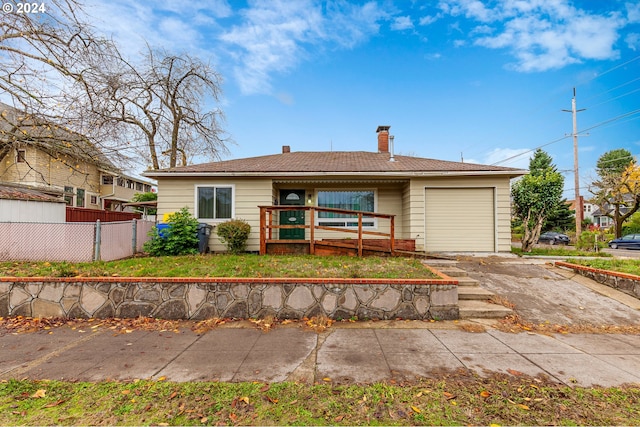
0, 103, 155, 211
145, 126, 526, 253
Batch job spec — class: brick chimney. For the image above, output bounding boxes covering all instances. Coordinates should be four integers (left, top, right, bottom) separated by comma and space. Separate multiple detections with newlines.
376, 126, 390, 153
282, 145, 290, 153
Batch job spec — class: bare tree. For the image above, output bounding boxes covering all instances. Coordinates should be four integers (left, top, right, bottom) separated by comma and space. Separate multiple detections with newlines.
0, 0, 130, 173
85, 47, 229, 170
1, 1, 228, 174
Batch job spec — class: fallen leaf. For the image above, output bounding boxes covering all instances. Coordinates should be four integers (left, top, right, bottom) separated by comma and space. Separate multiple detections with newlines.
480, 391, 491, 398
322, 377, 331, 382
157, 376, 166, 381
44, 399, 65, 408
443, 392, 456, 400
334, 415, 344, 422
411, 406, 421, 414
517, 404, 530, 410
169, 391, 178, 400
31, 389, 46, 398
200, 417, 208, 423
507, 369, 523, 376
121, 390, 130, 395
240, 396, 250, 404
260, 384, 270, 392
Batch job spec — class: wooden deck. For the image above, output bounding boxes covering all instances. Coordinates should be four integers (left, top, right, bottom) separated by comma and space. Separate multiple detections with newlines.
259, 206, 414, 256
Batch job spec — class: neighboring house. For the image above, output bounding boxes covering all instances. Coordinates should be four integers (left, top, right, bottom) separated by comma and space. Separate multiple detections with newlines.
567, 198, 597, 223
0, 183, 66, 223
0, 103, 155, 212
592, 200, 631, 229
145, 126, 526, 253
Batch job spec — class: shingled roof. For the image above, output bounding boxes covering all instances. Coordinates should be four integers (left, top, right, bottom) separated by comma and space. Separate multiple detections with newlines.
0, 184, 65, 203
145, 151, 525, 177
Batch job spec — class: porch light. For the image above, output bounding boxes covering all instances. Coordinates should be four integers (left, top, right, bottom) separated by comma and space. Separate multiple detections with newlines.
307, 194, 313, 204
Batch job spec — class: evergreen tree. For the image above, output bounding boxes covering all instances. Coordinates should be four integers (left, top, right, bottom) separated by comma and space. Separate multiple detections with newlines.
512, 149, 564, 252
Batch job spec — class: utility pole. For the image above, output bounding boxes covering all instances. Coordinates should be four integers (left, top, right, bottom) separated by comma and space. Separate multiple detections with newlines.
562, 88, 586, 238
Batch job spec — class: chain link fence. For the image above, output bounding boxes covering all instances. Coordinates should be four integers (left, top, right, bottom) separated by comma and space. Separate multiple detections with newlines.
0, 220, 156, 262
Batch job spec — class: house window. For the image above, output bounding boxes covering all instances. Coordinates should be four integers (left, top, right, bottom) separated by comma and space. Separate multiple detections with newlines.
90, 195, 98, 205
117, 177, 125, 187
196, 186, 233, 220
76, 188, 85, 207
16, 149, 26, 163
63, 186, 74, 205
144, 184, 151, 192
317, 190, 376, 227
136, 182, 143, 191
102, 175, 113, 185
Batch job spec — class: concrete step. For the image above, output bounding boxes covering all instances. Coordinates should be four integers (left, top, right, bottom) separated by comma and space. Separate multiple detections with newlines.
432, 266, 468, 277
458, 300, 513, 319
455, 276, 480, 287
458, 286, 495, 301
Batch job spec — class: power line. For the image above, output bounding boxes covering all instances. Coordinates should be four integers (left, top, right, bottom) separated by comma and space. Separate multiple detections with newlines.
491, 108, 640, 167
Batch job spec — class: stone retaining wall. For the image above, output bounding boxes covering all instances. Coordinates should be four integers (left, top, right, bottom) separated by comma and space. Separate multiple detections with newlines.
555, 261, 640, 300
0, 275, 459, 321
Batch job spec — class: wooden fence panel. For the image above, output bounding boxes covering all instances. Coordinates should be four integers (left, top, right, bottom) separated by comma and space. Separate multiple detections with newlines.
66, 207, 141, 222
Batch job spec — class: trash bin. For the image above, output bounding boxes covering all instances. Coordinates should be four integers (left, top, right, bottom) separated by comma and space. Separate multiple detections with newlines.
156, 223, 171, 238
197, 223, 213, 253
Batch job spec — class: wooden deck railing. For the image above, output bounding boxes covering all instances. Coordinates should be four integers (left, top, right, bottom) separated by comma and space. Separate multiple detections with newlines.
258, 206, 395, 256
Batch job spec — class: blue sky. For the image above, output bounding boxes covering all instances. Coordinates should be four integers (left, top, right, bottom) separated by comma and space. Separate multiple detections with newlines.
83, 0, 640, 198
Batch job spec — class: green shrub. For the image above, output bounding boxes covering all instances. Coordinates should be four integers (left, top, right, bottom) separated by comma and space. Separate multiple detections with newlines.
144, 207, 199, 256
216, 219, 251, 254
575, 230, 610, 252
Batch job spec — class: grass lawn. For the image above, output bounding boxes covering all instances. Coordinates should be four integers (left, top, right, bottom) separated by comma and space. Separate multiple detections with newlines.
0, 378, 638, 426
0, 255, 439, 279
566, 258, 640, 276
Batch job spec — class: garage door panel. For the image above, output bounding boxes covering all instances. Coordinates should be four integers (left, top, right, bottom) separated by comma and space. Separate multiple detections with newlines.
425, 188, 494, 252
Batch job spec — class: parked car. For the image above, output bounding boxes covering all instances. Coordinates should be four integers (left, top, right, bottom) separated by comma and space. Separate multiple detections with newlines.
537, 231, 570, 245
608, 234, 640, 250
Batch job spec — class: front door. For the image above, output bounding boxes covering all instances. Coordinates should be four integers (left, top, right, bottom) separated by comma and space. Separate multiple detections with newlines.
279, 190, 305, 240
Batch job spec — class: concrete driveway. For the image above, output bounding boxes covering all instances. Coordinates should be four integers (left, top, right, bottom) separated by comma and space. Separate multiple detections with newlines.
456, 257, 640, 326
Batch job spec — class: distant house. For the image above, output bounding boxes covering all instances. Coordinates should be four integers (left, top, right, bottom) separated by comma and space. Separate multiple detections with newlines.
0, 183, 66, 223
0, 102, 155, 211
568, 198, 597, 224
145, 126, 526, 253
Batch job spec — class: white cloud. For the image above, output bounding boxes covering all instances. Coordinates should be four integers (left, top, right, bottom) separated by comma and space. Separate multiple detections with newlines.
220, 0, 387, 95
441, 0, 626, 72
626, 33, 640, 50
484, 147, 531, 170
419, 14, 440, 26
391, 16, 414, 31
627, 2, 640, 23
84, 0, 231, 59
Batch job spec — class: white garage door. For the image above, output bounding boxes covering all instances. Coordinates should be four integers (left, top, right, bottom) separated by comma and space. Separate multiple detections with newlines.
425, 188, 495, 252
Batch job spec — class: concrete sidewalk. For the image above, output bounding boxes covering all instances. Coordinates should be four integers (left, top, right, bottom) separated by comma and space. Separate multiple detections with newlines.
2, 321, 639, 387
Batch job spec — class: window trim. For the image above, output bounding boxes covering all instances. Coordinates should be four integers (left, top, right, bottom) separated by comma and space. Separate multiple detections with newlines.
76, 188, 85, 208
315, 188, 378, 229
194, 184, 235, 221
16, 149, 26, 163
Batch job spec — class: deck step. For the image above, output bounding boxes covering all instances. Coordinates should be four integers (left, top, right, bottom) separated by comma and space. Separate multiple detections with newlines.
458, 300, 513, 319
458, 286, 495, 300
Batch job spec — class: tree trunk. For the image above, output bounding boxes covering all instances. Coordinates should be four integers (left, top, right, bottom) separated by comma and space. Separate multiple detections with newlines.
521, 212, 545, 253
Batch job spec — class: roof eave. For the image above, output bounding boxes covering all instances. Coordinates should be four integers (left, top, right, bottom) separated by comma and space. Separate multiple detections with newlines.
144, 170, 527, 178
